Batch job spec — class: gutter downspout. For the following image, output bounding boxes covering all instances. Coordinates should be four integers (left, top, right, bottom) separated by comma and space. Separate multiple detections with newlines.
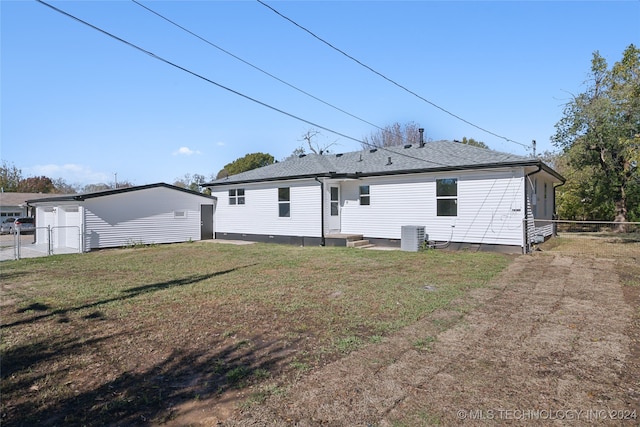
314, 177, 326, 246
524, 164, 543, 253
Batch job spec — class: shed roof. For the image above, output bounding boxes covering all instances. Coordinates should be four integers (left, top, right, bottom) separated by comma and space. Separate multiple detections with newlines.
26, 183, 216, 204
205, 140, 564, 186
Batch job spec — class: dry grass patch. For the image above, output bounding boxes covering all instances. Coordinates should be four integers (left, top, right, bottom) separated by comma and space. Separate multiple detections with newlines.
1, 242, 510, 425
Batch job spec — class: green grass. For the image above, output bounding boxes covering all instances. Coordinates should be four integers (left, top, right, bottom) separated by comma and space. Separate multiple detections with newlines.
1, 241, 511, 425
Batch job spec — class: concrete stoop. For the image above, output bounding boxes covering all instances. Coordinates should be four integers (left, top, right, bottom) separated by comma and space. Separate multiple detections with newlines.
346, 239, 375, 249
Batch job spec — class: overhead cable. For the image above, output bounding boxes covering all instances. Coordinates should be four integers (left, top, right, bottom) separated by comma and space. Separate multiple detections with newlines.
35, 0, 454, 168
257, 0, 530, 149
131, 0, 387, 135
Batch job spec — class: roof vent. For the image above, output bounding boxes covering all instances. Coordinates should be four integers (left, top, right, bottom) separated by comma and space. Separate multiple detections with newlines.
298, 154, 306, 158
358, 154, 363, 162
386, 156, 392, 165
336, 153, 343, 157
369, 148, 377, 153
404, 144, 412, 149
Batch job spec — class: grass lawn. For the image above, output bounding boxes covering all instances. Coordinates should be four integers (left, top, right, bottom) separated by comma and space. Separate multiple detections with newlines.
1, 241, 511, 425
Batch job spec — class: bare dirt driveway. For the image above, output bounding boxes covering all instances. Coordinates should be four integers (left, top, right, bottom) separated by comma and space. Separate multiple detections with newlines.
202, 250, 640, 426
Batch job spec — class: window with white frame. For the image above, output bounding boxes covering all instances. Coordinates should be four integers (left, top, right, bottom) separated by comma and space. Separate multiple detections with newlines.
229, 188, 245, 205
359, 185, 370, 206
278, 187, 290, 217
436, 178, 457, 216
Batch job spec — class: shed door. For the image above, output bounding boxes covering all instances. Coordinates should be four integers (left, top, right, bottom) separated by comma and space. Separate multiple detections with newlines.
200, 205, 214, 240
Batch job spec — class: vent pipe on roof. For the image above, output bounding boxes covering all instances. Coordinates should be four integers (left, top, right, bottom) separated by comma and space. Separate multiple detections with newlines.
419, 128, 425, 147
386, 156, 392, 165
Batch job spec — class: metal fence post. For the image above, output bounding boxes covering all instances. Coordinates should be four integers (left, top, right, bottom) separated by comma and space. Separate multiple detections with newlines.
47, 225, 52, 256
13, 229, 20, 260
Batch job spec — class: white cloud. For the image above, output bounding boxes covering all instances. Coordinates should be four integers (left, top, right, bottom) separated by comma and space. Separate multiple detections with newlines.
173, 146, 201, 156
25, 164, 110, 185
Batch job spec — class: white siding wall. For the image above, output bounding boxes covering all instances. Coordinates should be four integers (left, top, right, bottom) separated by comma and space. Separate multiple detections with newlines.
83, 187, 213, 249
340, 169, 526, 246
211, 179, 321, 237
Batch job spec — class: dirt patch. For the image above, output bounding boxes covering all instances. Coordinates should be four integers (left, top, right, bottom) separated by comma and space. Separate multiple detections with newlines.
215, 253, 639, 426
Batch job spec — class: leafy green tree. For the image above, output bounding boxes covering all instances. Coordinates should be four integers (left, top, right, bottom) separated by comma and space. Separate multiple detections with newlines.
361, 121, 425, 149
0, 161, 23, 192
216, 152, 275, 179
552, 44, 640, 225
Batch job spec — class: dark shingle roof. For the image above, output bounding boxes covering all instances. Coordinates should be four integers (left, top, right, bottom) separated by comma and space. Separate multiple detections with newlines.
206, 140, 561, 186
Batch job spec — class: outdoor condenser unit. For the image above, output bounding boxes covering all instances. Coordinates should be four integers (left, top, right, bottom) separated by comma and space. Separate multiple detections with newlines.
401, 225, 427, 252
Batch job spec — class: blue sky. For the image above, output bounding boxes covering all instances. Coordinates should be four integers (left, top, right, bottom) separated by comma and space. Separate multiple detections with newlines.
2, 1, 638, 187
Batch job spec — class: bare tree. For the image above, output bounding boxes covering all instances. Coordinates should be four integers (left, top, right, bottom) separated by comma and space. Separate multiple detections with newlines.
361, 121, 425, 149
299, 129, 338, 155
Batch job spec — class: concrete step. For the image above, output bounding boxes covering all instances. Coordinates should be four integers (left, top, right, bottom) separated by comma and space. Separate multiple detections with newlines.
347, 239, 374, 248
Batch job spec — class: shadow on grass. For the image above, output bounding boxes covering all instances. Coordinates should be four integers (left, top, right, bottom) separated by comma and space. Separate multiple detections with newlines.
2, 265, 255, 328
1, 332, 129, 392
3, 334, 296, 426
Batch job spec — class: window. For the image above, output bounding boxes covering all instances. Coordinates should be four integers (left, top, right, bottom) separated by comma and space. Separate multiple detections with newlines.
359, 185, 370, 206
229, 188, 245, 205
436, 178, 457, 216
278, 187, 290, 217
330, 187, 339, 216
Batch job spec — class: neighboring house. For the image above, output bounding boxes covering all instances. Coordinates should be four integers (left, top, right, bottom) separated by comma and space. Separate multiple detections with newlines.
0, 192, 66, 219
27, 183, 216, 252
205, 140, 564, 253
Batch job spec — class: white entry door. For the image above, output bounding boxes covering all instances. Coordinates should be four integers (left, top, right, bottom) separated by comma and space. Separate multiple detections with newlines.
328, 186, 341, 232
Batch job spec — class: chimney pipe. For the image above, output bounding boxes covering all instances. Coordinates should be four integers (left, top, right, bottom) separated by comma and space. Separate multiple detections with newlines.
419, 128, 425, 147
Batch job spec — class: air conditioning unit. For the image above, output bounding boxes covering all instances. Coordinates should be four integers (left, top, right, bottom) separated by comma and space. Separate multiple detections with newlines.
401, 225, 427, 252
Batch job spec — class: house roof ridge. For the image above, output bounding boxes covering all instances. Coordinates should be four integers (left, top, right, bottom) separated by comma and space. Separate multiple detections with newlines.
204, 140, 543, 186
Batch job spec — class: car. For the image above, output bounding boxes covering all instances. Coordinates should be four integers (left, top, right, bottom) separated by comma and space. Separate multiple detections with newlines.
11, 217, 35, 234
0, 217, 17, 234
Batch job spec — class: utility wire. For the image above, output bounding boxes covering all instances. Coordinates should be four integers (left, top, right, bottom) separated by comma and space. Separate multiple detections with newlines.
131, 0, 482, 163
35, 0, 455, 168
131, 0, 387, 135
257, 0, 530, 149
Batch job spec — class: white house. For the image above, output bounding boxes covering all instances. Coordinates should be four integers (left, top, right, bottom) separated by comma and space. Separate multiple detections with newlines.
26, 183, 216, 252
205, 141, 564, 253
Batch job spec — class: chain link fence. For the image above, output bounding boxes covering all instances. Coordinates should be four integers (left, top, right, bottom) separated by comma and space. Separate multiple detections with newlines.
533, 220, 640, 260
1, 226, 83, 261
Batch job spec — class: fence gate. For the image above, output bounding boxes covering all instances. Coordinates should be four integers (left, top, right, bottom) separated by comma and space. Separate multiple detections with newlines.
10, 226, 82, 260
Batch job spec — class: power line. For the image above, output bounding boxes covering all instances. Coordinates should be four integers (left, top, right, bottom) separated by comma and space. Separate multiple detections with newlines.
131, 0, 387, 136
130, 0, 480, 159
257, 0, 530, 149
34, 0, 455, 168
